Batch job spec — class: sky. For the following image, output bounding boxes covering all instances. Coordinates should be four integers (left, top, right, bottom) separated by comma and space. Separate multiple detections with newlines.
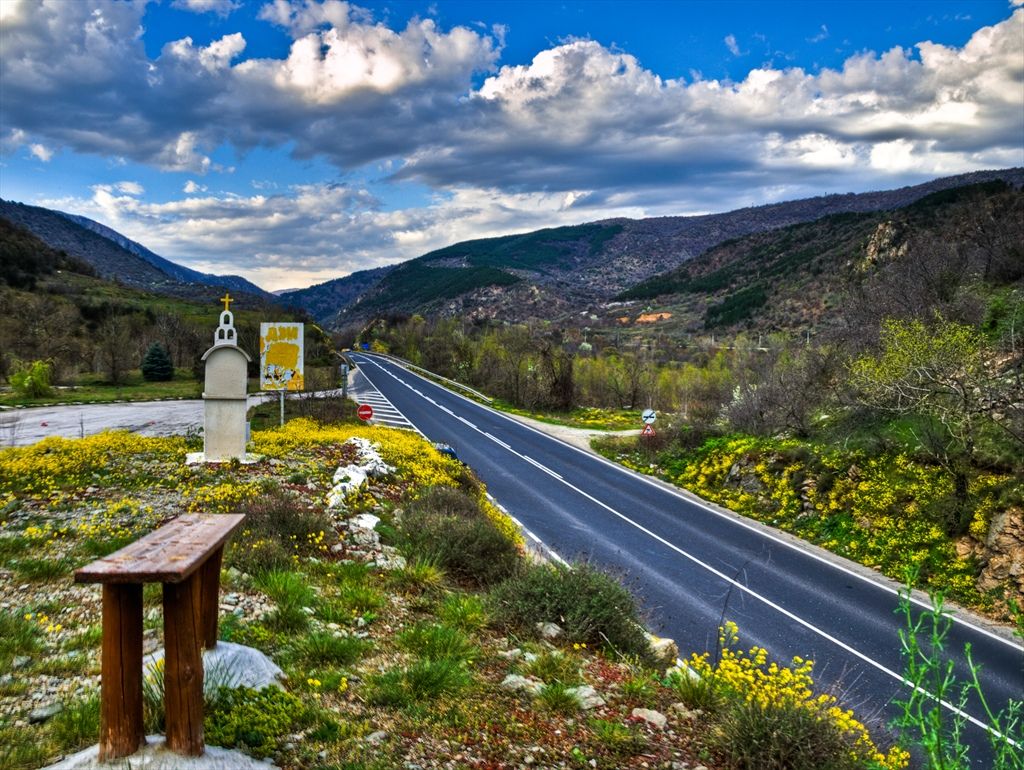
1, 0, 1022, 292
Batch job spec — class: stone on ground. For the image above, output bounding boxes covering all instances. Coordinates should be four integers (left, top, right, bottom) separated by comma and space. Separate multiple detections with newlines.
44, 736, 276, 770
144, 641, 285, 696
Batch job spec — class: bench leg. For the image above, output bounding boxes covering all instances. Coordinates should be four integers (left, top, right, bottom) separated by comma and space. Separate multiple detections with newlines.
200, 546, 224, 650
99, 584, 144, 761
164, 572, 205, 756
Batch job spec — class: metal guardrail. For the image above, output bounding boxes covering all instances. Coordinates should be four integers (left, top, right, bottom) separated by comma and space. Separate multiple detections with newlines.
362, 352, 494, 403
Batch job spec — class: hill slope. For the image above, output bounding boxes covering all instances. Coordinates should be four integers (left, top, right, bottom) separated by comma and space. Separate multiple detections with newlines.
611, 180, 1024, 335
59, 212, 274, 301
0, 200, 275, 304
295, 168, 1024, 327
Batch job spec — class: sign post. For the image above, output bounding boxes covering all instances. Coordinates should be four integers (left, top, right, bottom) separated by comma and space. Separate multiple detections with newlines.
259, 322, 304, 427
641, 408, 657, 438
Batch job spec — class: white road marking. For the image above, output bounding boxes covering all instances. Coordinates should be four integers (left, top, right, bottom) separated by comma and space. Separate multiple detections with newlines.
358, 354, 1022, 743
483, 432, 511, 450
362, 355, 1021, 653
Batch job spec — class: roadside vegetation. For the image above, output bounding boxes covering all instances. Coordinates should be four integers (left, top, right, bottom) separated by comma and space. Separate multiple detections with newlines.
354, 185, 1024, 620
0, 416, 954, 769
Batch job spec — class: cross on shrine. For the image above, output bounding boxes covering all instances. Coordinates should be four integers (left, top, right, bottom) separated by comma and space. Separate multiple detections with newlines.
220, 293, 233, 312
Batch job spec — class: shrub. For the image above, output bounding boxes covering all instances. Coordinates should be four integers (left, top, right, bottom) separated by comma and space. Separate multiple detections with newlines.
227, 488, 335, 574
685, 622, 908, 770
488, 562, 651, 659
140, 342, 173, 382
205, 686, 311, 759
400, 487, 520, 587
9, 359, 53, 398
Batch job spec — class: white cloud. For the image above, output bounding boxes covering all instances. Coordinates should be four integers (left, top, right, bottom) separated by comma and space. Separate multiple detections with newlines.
2, 2, 1022, 285
171, 0, 240, 16
807, 25, 829, 44
28, 143, 52, 162
38, 180, 643, 291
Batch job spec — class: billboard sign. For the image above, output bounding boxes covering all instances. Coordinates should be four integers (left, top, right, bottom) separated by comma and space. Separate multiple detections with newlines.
260, 322, 304, 391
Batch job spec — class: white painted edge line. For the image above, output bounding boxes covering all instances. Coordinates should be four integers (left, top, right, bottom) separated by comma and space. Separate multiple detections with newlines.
489, 494, 570, 568
363, 354, 1021, 653
356, 354, 1022, 746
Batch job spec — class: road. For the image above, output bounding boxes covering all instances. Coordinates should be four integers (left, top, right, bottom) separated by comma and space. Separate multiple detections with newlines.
349, 352, 1023, 767
0, 393, 291, 447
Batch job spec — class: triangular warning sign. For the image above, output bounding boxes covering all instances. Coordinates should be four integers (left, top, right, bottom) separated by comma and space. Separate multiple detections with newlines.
641, 424, 655, 436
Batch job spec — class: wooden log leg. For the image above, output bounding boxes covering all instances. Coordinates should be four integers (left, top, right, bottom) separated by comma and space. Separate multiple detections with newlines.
164, 573, 205, 756
98, 584, 144, 761
199, 547, 224, 650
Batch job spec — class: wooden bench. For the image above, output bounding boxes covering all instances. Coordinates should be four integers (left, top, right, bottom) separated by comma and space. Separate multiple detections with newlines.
75, 513, 245, 761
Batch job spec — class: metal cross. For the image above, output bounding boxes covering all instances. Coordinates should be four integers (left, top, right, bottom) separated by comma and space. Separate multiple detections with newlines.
220, 293, 233, 312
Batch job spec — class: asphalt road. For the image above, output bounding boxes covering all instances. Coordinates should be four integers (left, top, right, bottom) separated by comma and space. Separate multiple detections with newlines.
349, 352, 1023, 767
0, 392, 292, 447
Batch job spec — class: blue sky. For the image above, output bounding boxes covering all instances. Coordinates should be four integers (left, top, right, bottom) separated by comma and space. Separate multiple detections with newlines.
2, 0, 1022, 290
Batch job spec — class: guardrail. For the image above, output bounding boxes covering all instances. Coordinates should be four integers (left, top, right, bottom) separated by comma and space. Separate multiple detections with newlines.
358, 352, 493, 403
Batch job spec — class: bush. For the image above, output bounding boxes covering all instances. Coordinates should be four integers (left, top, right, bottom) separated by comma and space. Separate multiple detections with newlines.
9, 359, 53, 398
205, 686, 311, 759
140, 342, 173, 382
488, 562, 651, 659
400, 487, 520, 587
683, 622, 908, 770
227, 488, 336, 574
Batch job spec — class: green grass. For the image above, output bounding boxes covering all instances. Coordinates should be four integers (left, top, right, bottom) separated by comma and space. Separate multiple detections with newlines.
487, 400, 642, 431
589, 718, 647, 757
289, 631, 371, 666
9, 556, 71, 581
536, 682, 580, 714
397, 622, 479, 664
256, 570, 316, 631
0, 369, 201, 407
366, 659, 472, 706
0, 610, 41, 668
47, 695, 101, 753
524, 650, 584, 686
438, 593, 488, 633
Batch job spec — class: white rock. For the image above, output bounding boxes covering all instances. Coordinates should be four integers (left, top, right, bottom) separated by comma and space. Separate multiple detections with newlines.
631, 708, 667, 729
501, 674, 544, 695
350, 513, 380, 530
535, 622, 563, 640
43, 735, 276, 770
144, 641, 285, 696
565, 685, 605, 710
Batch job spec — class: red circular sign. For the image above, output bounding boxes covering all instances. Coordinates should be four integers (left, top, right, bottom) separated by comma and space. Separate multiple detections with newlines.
357, 404, 374, 421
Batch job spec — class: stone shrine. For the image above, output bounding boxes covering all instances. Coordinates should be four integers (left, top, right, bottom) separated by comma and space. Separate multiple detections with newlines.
199, 294, 251, 462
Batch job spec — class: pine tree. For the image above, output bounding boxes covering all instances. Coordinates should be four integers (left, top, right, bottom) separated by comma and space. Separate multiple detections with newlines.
141, 341, 174, 382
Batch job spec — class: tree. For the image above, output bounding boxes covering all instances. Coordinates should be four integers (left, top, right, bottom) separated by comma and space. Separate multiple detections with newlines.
850, 317, 1021, 534
141, 342, 174, 382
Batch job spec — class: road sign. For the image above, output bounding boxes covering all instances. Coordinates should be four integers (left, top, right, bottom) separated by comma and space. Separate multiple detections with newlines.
357, 404, 373, 421
641, 424, 656, 436
642, 408, 657, 424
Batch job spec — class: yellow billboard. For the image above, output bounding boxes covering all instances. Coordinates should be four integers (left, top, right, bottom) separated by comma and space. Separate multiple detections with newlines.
260, 322, 304, 391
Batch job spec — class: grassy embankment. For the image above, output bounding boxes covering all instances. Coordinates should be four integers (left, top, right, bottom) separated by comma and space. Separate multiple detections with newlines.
0, 415, 913, 770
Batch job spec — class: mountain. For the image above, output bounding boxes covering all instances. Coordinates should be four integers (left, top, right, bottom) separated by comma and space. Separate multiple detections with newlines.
278, 265, 396, 325
612, 179, 1024, 335
0, 200, 275, 304
59, 212, 274, 301
287, 168, 1024, 327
